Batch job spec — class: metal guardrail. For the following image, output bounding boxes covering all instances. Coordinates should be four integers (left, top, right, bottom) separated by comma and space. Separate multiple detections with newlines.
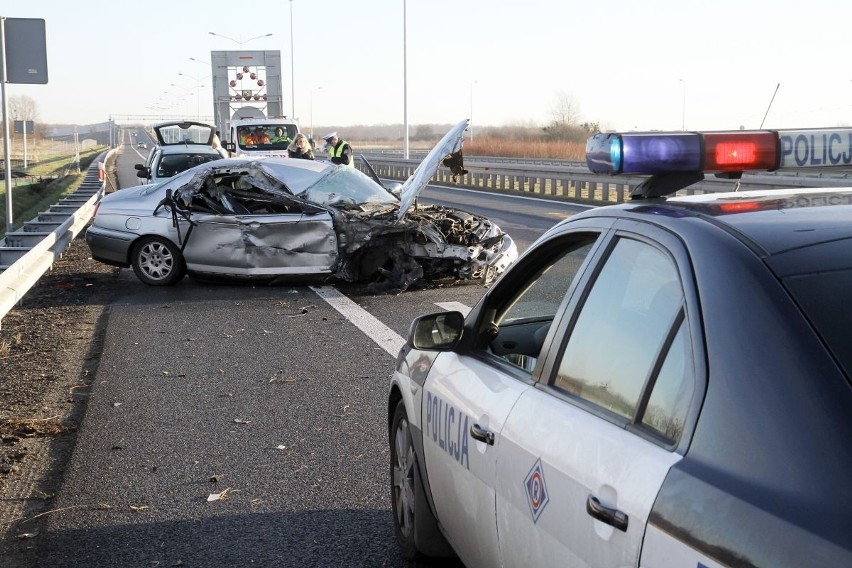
358, 155, 852, 204
0, 155, 108, 330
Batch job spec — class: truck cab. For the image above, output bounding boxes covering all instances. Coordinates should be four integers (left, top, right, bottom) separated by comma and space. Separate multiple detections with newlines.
224, 118, 300, 158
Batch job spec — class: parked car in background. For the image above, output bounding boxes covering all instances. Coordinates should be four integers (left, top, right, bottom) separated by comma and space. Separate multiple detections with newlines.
134, 121, 225, 185
88, 120, 517, 292
388, 127, 852, 567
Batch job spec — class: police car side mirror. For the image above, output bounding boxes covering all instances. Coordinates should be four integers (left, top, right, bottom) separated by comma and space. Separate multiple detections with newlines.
224, 142, 236, 152
408, 311, 464, 350
136, 166, 150, 178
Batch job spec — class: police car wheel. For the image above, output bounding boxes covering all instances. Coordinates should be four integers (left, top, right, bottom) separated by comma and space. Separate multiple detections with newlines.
390, 400, 418, 559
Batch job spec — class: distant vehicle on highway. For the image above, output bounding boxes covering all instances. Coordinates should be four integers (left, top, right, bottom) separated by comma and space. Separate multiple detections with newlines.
87, 119, 517, 291
388, 127, 852, 567
134, 121, 225, 185
137, 141, 147, 149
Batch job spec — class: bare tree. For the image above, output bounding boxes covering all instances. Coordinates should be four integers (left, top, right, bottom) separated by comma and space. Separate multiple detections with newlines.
9, 95, 39, 122
550, 91, 579, 128
543, 91, 597, 142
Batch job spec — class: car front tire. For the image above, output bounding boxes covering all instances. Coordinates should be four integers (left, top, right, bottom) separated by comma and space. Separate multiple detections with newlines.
131, 236, 186, 286
391, 400, 419, 559
389, 398, 456, 560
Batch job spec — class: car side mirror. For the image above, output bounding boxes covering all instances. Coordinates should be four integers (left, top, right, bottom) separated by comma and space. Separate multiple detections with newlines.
134, 163, 144, 171
224, 142, 235, 152
136, 167, 150, 178
408, 311, 464, 350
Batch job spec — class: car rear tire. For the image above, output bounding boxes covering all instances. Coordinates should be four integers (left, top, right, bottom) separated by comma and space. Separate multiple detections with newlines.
131, 236, 186, 286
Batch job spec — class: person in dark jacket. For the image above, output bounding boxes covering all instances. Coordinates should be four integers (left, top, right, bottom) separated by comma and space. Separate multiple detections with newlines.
323, 131, 353, 166
287, 133, 315, 160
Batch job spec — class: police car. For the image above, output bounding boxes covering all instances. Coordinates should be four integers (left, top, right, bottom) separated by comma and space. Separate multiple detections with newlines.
387, 128, 852, 567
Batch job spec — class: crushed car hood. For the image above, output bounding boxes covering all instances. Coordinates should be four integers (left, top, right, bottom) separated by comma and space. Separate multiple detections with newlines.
396, 119, 469, 221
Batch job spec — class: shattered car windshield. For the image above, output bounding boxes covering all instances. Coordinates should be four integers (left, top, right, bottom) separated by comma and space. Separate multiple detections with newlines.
297, 167, 398, 208
260, 161, 325, 194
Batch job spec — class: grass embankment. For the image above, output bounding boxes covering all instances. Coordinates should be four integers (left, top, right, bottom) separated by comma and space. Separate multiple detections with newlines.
464, 137, 585, 160
357, 136, 586, 160
0, 146, 106, 239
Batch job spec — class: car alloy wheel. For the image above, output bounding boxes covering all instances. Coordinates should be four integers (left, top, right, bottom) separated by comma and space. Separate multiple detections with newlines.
131, 237, 185, 286
391, 401, 417, 556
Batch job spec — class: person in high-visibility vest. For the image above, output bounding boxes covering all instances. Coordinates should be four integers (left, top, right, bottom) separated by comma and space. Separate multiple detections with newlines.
323, 132, 354, 167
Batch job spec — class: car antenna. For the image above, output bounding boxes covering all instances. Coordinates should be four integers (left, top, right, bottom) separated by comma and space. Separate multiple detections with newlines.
734, 82, 780, 192
759, 83, 781, 130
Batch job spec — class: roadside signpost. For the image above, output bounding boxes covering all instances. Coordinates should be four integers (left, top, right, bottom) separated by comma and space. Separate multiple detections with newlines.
1, 17, 48, 235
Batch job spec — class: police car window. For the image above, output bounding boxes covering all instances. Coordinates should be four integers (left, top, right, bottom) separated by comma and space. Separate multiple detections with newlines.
501, 241, 594, 324
488, 238, 596, 372
554, 237, 689, 433
642, 320, 694, 441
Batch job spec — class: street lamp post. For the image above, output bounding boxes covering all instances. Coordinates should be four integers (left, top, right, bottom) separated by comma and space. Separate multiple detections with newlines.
289, 0, 296, 119
170, 83, 199, 117
178, 72, 208, 119
403, 0, 409, 159
189, 57, 215, 126
470, 80, 477, 142
679, 78, 686, 131
310, 86, 323, 140
208, 31, 273, 48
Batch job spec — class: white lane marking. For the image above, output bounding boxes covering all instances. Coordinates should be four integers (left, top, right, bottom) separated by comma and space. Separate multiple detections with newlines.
434, 302, 471, 316
310, 286, 405, 357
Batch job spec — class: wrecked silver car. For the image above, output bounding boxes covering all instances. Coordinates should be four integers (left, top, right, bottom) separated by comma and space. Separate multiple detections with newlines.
86, 120, 518, 292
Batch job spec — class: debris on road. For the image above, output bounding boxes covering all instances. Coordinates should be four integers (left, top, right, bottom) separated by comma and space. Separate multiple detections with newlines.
206, 487, 232, 502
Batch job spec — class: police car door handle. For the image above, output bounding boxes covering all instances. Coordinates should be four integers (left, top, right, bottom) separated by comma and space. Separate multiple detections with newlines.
586, 495, 629, 532
470, 423, 495, 445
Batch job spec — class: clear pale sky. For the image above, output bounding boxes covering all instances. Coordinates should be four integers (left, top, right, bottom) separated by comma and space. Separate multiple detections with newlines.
3, 0, 851, 131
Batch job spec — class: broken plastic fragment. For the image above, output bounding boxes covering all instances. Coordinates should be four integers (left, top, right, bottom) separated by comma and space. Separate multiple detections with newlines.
207, 487, 232, 502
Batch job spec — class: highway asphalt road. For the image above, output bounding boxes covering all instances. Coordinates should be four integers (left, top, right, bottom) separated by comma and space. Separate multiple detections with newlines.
36, 135, 589, 566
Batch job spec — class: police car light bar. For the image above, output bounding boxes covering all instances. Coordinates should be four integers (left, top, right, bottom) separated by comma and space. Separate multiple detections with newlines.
586, 128, 852, 175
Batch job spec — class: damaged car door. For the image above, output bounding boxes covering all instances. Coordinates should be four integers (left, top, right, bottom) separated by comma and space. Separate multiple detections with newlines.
174, 168, 339, 278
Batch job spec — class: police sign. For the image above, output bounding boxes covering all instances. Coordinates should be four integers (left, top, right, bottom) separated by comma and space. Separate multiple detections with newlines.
779, 129, 852, 168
